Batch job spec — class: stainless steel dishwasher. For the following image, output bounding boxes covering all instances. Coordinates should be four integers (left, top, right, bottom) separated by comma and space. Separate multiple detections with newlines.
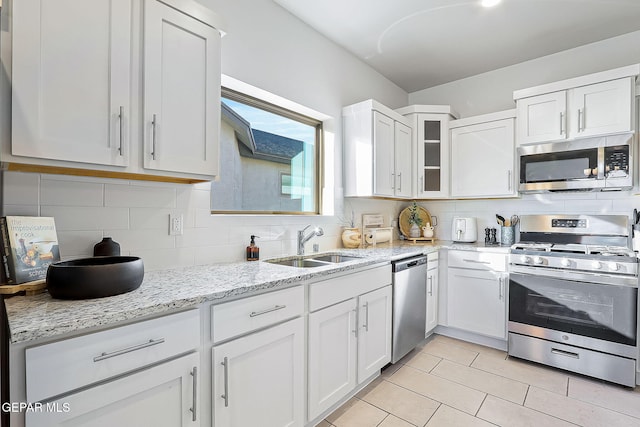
391, 255, 427, 363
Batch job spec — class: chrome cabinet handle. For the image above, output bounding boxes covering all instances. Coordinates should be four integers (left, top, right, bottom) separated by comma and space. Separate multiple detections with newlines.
363, 302, 369, 332
462, 259, 491, 265
420, 176, 424, 193
390, 173, 395, 190
578, 108, 583, 131
151, 114, 157, 160
118, 106, 124, 156
507, 170, 512, 191
498, 277, 503, 300
428, 276, 433, 296
249, 305, 286, 317
352, 309, 358, 337
551, 348, 579, 359
190, 367, 198, 421
93, 338, 165, 362
560, 112, 565, 135
398, 173, 402, 192
221, 357, 229, 407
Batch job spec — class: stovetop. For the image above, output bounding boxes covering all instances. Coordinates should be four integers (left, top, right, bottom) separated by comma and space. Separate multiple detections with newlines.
511, 242, 636, 258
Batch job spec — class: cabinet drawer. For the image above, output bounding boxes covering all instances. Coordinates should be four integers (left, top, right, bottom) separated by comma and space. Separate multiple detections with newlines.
309, 265, 392, 312
448, 250, 506, 272
212, 286, 304, 343
26, 309, 200, 402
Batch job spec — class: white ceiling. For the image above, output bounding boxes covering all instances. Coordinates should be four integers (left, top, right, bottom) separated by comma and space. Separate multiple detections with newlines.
273, 0, 640, 93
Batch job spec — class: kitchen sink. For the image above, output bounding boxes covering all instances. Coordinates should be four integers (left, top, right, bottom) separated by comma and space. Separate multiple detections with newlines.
265, 253, 362, 268
309, 254, 361, 263
267, 258, 329, 268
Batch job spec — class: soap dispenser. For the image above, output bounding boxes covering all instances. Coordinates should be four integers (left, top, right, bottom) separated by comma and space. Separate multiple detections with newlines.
246, 235, 260, 261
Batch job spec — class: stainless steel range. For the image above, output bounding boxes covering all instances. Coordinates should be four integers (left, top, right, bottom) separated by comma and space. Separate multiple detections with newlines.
508, 214, 639, 387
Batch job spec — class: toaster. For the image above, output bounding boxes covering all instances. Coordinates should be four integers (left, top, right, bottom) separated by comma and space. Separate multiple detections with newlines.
452, 217, 477, 242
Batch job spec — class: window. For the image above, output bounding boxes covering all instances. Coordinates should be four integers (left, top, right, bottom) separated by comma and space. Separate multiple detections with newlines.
212, 88, 322, 214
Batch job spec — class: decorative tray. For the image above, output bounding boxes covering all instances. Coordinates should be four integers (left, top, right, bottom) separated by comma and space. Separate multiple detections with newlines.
399, 206, 433, 238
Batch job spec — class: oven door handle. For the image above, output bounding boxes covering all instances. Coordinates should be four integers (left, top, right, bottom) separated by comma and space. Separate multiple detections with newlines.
509, 265, 638, 288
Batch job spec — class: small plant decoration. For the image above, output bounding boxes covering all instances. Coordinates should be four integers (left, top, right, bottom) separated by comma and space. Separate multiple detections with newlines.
408, 202, 423, 227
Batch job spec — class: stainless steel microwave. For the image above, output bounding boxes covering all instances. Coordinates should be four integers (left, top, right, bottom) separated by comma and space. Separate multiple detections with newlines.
518, 133, 633, 192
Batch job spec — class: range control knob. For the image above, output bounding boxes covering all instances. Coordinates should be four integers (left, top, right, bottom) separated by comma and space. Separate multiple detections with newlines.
560, 258, 571, 267
608, 262, 620, 271
591, 261, 602, 270
533, 256, 544, 265
520, 255, 532, 264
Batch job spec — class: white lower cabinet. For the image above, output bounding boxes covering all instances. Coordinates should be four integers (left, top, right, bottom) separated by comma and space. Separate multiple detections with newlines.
357, 286, 393, 382
447, 251, 508, 340
212, 317, 305, 427
307, 281, 392, 421
425, 252, 439, 334
26, 352, 200, 427
308, 298, 358, 419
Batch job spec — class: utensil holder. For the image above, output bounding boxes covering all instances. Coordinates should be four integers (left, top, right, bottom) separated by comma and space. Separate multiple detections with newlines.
500, 226, 515, 246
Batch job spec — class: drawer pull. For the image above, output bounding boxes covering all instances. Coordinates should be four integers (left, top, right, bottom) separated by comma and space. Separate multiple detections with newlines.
249, 305, 286, 318
462, 259, 491, 265
93, 338, 165, 362
221, 357, 229, 407
551, 348, 580, 359
190, 366, 198, 421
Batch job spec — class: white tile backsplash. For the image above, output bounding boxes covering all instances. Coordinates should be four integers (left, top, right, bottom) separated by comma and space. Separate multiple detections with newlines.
40, 178, 104, 206
5, 171, 640, 270
40, 206, 129, 231
104, 184, 177, 208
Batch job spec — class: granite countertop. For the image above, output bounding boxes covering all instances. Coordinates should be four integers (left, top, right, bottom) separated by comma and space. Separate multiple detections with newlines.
4, 240, 507, 345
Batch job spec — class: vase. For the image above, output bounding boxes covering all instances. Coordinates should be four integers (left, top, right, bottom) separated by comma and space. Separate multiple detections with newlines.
94, 237, 121, 256
409, 223, 421, 238
341, 228, 361, 248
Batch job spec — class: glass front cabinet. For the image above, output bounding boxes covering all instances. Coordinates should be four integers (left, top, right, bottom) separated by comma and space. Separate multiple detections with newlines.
396, 106, 458, 198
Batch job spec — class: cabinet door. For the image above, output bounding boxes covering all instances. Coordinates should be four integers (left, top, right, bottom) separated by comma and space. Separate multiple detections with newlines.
373, 111, 396, 197
426, 266, 439, 334
308, 298, 358, 420
416, 114, 449, 198
357, 286, 392, 383
447, 269, 506, 339
212, 317, 304, 427
451, 118, 515, 198
12, 0, 131, 166
26, 353, 200, 427
144, 0, 221, 176
394, 122, 413, 198
569, 78, 633, 139
516, 91, 567, 144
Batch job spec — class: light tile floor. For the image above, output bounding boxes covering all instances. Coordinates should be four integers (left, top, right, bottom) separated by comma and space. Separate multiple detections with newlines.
320, 335, 640, 427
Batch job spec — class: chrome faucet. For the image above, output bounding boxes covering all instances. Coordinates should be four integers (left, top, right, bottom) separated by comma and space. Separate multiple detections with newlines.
297, 225, 324, 255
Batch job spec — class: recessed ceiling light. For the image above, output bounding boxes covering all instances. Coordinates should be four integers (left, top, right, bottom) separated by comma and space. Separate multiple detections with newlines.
481, 0, 502, 7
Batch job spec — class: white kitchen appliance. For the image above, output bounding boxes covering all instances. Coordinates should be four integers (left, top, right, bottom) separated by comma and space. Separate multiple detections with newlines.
452, 217, 477, 242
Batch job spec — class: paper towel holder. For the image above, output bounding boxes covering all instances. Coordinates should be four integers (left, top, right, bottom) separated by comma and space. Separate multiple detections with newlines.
362, 214, 393, 248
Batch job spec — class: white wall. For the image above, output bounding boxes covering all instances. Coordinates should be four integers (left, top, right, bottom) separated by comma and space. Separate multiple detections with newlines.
409, 30, 640, 118
0, 0, 407, 270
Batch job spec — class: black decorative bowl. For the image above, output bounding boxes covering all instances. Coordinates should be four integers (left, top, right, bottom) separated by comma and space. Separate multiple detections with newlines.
46, 256, 144, 299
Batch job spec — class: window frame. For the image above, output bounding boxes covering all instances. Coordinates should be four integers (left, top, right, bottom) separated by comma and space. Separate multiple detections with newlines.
212, 87, 324, 215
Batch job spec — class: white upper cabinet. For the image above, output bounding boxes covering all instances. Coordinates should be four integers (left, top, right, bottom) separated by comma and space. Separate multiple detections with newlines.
8, 0, 224, 182
12, 0, 132, 167
396, 106, 458, 199
394, 121, 413, 198
569, 79, 633, 138
514, 65, 639, 145
143, 0, 221, 176
450, 111, 516, 199
516, 91, 566, 144
343, 99, 413, 199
